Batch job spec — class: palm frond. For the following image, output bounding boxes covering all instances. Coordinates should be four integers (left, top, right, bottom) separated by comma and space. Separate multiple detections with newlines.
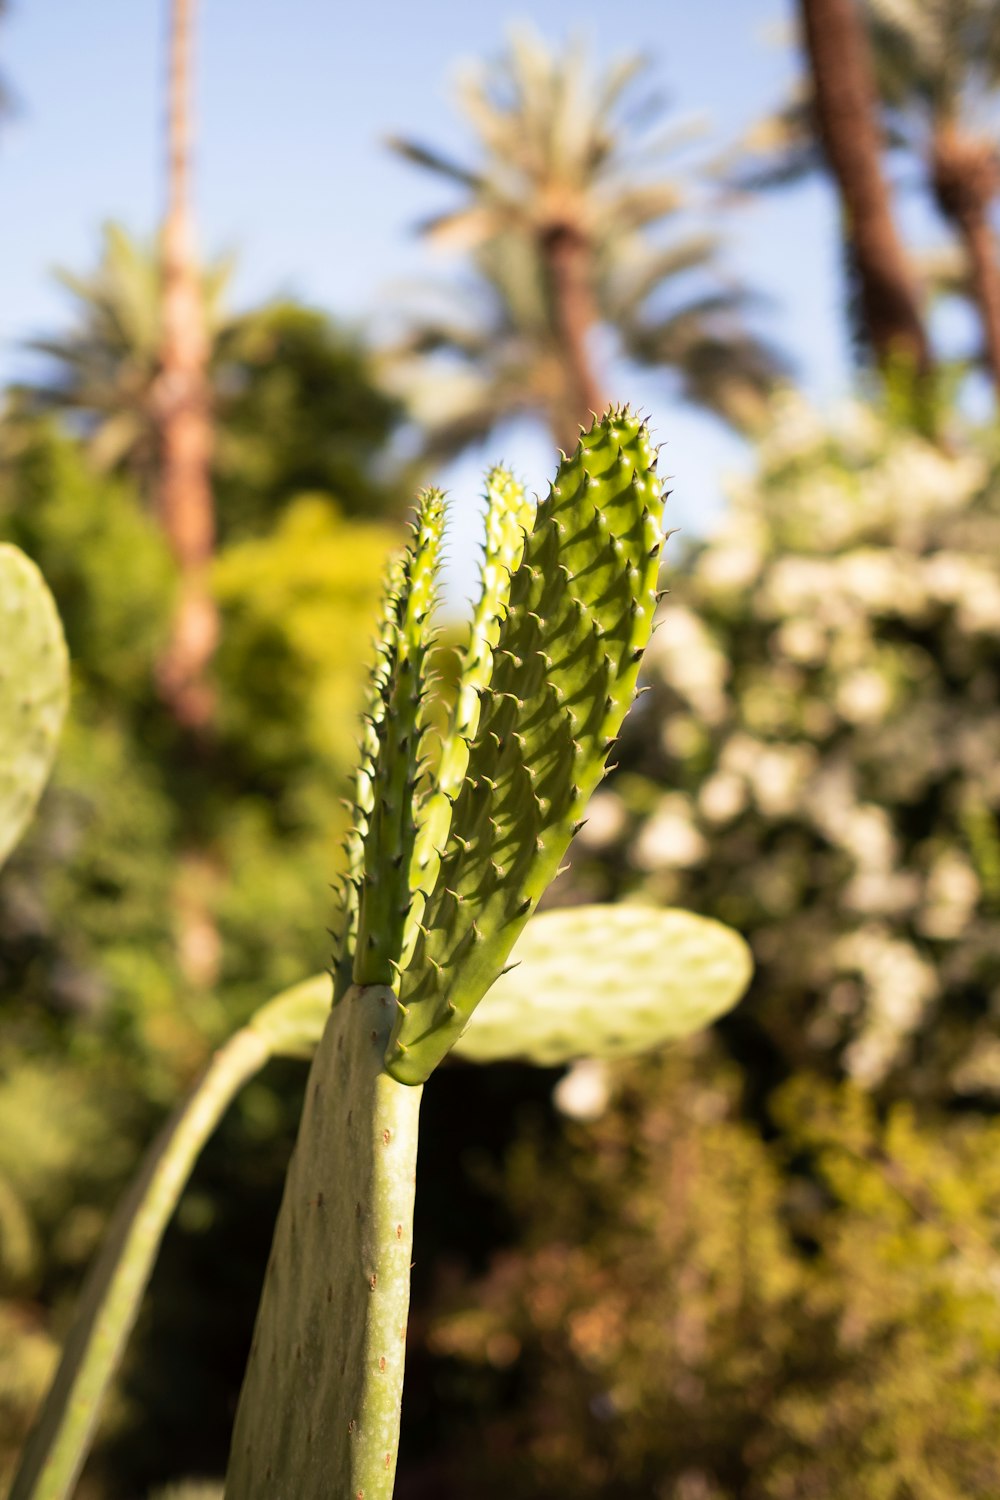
20, 224, 235, 478
602, 234, 723, 323
385, 136, 484, 191
386, 28, 783, 460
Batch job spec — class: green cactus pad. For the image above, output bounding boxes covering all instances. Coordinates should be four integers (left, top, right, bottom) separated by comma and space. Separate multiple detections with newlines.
406, 467, 534, 958
0, 544, 69, 870
354, 491, 444, 987
453, 905, 752, 1066
436, 465, 535, 799
330, 554, 405, 1001
387, 409, 664, 1083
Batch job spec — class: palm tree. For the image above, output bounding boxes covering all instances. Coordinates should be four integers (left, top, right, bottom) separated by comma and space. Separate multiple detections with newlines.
798, 0, 932, 378
866, 0, 1000, 393
18, 2, 219, 729
733, 1, 1000, 396
386, 30, 784, 457
18, 237, 407, 536
19, 221, 231, 485
155, 0, 216, 731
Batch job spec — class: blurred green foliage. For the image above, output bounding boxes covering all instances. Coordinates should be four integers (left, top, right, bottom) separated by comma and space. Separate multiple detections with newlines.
213, 302, 407, 539
6, 11, 1000, 1493
417, 1049, 1000, 1498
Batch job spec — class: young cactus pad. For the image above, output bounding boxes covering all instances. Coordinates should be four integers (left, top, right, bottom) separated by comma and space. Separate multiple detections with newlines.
225, 410, 665, 1500
354, 489, 445, 987
388, 409, 664, 1082
0, 544, 69, 869
455, 905, 752, 1065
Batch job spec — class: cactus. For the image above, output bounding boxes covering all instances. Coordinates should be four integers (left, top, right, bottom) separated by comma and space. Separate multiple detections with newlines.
405, 467, 534, 949
330, 552, 407, 1001
13, 411, 755, 1500
0, 544, 69, 870
434, 464, 535, 801
225, 409, 665, 1500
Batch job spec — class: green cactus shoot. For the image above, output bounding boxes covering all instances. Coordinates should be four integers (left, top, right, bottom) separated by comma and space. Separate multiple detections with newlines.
225, 408, 678, 1499
10, 411, 753, 1500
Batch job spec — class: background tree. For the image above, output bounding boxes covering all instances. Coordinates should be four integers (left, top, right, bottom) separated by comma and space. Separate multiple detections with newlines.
733, 1, 1000, 402
867, 0, 1000, 393
797, 0, 932, 380
15, 3, 235, 731
213, 302, 406, 537
17, 223, 230, 489
17, 233, 406, 541
154, 0, 215, 730
386, 30, 784, 458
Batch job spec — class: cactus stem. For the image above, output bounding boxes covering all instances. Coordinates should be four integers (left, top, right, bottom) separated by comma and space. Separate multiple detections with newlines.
225, 989, 422, 1500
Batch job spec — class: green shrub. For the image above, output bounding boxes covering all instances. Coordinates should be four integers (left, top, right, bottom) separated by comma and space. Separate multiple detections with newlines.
422, 1049, 1000, 1498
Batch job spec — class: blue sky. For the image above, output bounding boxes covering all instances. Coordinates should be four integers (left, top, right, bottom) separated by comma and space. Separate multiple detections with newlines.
1, 0, 856, 585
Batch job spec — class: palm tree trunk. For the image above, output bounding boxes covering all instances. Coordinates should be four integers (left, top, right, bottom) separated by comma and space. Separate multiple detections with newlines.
542, 223, 608, 451
799, 0, 932, 379
931, 125, 1000, 398
155, 0, 217, 731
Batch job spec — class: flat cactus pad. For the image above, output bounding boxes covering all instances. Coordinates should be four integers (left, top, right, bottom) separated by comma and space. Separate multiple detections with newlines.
454, 905, 752, 1065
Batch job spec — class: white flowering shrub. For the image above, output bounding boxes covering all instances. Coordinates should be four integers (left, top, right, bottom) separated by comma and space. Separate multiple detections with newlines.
589, 395, 1000, 1094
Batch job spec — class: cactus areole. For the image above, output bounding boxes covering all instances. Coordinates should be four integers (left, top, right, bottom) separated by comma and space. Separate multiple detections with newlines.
225, 409, 666, 1500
